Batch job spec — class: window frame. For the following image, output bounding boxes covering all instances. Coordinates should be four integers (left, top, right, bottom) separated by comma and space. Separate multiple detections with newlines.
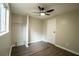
0, 3, 9, 36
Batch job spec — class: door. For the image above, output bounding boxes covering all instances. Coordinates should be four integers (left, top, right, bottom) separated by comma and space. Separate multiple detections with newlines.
11, 15, 27, 46
47, 18, 56, 44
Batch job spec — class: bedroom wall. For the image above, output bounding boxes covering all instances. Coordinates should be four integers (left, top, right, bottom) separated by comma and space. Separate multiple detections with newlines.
42, 9, 79, 55
11, 14, 43, 45
29, 17, 43, 43
0, 4, 11, 56
56, 10, 79, 54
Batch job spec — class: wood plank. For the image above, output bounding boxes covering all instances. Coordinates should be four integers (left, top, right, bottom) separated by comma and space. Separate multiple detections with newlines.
11, 41, 78, 56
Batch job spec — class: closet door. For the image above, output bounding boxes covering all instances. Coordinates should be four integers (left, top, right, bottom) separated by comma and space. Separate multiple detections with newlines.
11, 14, 27, 46
47, 18, 56, 44
12, 23, 25, 46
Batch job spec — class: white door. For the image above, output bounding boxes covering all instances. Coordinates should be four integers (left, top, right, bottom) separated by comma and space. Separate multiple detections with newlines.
11, 15, 27, 46
47, 18, 56, 44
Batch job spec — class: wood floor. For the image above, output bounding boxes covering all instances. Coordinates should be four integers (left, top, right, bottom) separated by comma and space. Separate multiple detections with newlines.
11, 41, 77, 56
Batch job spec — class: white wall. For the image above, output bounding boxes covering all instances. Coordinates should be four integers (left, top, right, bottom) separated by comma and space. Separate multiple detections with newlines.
0, 4, 11, 55
56, 10, 79, 54
29, 17, 43, 43
42, 20, 47, 42
43, 10, 79, 55
11, 14, 43, 46
0, 33, 11, 55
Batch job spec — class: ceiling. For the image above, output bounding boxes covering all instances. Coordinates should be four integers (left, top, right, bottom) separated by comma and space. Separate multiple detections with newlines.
10, 3, 79, 19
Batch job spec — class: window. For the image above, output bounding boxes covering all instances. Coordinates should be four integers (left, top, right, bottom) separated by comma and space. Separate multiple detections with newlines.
0, 3, 9, 36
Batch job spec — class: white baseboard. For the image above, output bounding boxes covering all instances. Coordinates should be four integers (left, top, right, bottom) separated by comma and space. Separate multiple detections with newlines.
43, 41, 79, 55
11, 44, 15, 47
28, 40, 42, 44
54, 44, 79, 55
9, 46, 12, 56
8, 44, 16, 56
25, 44, 29, 47
42, 40, 48, 43
9, 41, 79, 56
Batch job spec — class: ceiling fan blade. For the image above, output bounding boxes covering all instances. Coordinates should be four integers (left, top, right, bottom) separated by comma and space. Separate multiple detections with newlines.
46, 9, 54, 13
41, 7, 44, 10
38, 6, 42, 11
38, 6, 44, 11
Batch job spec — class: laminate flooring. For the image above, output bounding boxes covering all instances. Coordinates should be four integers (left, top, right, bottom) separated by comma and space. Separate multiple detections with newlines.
11, 41, 77, 56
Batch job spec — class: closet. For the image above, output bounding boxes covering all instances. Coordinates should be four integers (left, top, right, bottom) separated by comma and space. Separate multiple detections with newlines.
11, 14, 29, 47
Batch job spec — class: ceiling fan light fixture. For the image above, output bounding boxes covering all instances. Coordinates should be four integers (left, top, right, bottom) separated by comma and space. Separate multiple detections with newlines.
40, 13, 45, 16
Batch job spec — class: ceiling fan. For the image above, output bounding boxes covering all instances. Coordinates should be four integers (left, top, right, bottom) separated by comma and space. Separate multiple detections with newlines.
33, 6, 54, 16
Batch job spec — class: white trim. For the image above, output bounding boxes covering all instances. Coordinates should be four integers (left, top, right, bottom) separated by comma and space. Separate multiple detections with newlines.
0, 3, 9, 37
54, 44, 79, 55
9, 46, 12, 56
41, 40, 48, 43
8, 44, 15, 56
11, 44, 15, 47
44, 40, 54, 45
9, 41, 79, 56
0, 31, 8, 36
43, 41, 79, 55
28, 40, 42, 44
25, 44, 29, 47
